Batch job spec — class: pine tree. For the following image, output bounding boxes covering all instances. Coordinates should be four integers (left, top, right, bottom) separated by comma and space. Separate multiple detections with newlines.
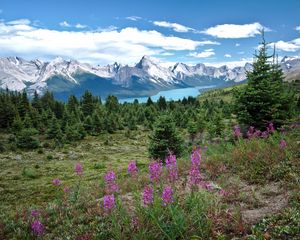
234, 33, 293, 129
148, 115, 184, 161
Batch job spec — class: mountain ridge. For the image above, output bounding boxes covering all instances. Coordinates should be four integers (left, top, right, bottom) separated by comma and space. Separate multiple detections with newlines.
0, 55, 299, 99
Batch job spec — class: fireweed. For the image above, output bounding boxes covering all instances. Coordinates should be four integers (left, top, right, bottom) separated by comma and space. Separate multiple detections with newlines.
75, 162, 83, 176
149, 161, 163, 183
31, 220, 44, 236
104, 171, 119, 194
165, 153, 178, 182
162, 186, 173, 206
267, 123, 275, 133
52, 178, 61, 186
188, 149, 202, 187
142, 185, 154, 206
128, 161, 138, 175
233, 125, 242, 138
103, 194, 115, 211
280, 139, 287, 149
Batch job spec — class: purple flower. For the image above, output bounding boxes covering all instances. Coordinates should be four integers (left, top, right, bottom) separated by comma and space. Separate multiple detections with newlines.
149, 161, 162, 183
233, 125, 242, 138
253, 130, 261, 138
128, 161, 138, 175
191, 148, 201, 167
142, 185, 154, 206
104, 171, 118, 194
218, 189, 228, 197
52, 179, 61, 186
165, 154, 178, 182
280, 139, 287, 149
267, 123, 275, 134
162, 186, 173, 206
31, 220, 44, 236
104, 171, 116, 183
103, 194, 115, 211
247, 126, 255, 139
188, 165, 202, 186
75, 162, 83, 176
31, 209, 39, 218
64, 186, 71, 193
261, 131, 269, 138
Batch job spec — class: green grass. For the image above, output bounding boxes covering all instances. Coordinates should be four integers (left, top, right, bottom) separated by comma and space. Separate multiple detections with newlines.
0, 131, 149, 217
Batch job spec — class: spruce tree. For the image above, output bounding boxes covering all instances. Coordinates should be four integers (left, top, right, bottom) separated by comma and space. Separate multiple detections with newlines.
148, 115, 184, 161
234, 33, 293, 129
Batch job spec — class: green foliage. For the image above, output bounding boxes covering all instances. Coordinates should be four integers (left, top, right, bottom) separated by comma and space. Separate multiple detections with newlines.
234, 34, 294, 129
148, 115, 184, 160
15, 128, 40, 149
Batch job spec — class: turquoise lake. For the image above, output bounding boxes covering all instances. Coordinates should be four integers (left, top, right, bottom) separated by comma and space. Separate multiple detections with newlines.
119, 85, 216, 103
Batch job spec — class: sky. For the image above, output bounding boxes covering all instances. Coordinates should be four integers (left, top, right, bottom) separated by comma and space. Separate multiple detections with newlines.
0, 0, 300, 67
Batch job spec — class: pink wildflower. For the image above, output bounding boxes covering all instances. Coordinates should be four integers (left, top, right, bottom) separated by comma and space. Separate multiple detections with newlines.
31, 209, 39, 218
191, 148, 201, 167
162, 186, 173, 206
31, 220, 44, 236
64, 186, 71, 193
233, 125, 242, 138
103, 194, 115, 211
75, 162, 83, 176
267, 123, 275, 133
280, 139, 287, 149
128, 161, 138, 175
149, 161, 162, 183
247, 126, 255, 139
104, 171, 118, 194
261, 131, 269, 138
52, 179, 61, 186
165, 153, 178, 182
104, 171, 116, 182
142, 185, 154, 206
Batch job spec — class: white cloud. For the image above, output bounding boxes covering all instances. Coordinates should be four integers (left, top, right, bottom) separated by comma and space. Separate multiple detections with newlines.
161, 52, 174, 56
153, 21, 194, 33
295, 25, 300, 31
126, 16, 141, 21
59, 21, 71, 27
202, 22, 269, 38
7, 19, 31, 25
224, 54, 231, 58
189, 49, 215, 58
274, 39, 300, 52
0, 19, 219, 65
235, 43, 240, 47
75, 23, 87, 29
204, 58, 253, 68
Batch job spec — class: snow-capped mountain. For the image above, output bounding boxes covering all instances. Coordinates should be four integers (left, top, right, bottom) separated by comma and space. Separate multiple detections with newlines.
0, 55, 299, 99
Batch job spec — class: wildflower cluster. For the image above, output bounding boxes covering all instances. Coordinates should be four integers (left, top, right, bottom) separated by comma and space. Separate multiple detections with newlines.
149, 161, 163, 183
128, 161, 138, 175
188, 148, 202, 186
142, 185, 154, 206
104, 171, 119, 194
165, 153, 178, 182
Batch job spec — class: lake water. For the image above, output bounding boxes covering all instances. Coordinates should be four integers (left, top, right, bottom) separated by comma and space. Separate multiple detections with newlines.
119, 85, 216, 103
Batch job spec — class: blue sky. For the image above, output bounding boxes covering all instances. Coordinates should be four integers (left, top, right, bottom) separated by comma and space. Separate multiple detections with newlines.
0, 0, 300, 67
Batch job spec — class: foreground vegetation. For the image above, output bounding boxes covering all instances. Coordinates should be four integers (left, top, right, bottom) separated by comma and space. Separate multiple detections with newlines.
0, 122, 299, 239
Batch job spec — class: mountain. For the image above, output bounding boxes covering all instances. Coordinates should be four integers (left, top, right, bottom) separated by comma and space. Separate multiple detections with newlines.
0, 55, 299, 100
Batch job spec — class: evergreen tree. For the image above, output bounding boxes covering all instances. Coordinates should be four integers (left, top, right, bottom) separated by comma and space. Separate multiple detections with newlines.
81, 90, 96, 116
157, 96, 167, 110
11, 114, 23, 133
234, 33, 293, 129
148, 115, 184, 161
15, 128, 40, 149
46, 115, 63, 142
187, 120, 197, 141
146, 97, 153, 106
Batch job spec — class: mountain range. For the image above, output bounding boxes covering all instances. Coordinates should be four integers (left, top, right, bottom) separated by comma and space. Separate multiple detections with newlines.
0, 55, 299, 100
